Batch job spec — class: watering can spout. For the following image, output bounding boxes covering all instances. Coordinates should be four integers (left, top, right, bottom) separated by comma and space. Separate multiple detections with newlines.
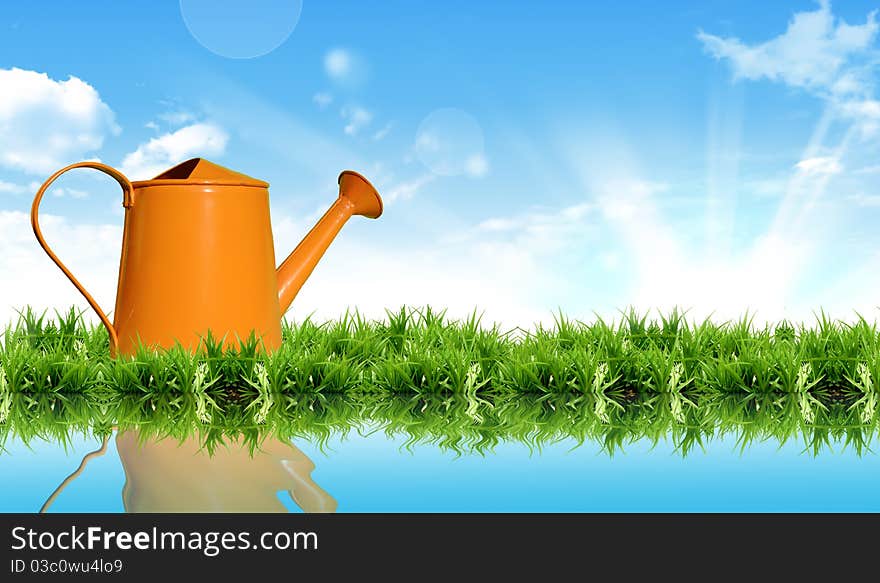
276, 171, 383, 314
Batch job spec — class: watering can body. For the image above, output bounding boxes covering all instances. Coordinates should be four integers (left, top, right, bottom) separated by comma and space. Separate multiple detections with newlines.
115, 169, 282, 354
31, 158, 382, 355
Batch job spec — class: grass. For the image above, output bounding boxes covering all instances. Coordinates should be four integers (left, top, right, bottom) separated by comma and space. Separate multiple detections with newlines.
2, 305, 880, 455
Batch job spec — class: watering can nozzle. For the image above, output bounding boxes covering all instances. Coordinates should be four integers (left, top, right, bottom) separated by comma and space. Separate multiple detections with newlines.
338, 170, 383, 219
275, 170, 383, 314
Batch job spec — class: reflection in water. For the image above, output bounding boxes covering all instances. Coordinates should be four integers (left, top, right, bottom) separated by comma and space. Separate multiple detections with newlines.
43, 432, 337, 513
11, 392, 879, 468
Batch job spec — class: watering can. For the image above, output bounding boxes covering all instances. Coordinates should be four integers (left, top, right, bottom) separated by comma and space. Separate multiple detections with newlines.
41, 432, 338, 513
31, 158, 383, 356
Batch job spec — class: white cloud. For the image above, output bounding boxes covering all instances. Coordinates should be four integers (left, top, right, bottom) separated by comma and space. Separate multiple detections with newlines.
156, 110, 196, 126
699, 1, 880, 142
838, 98, 880, 137
699, 2, 880, 246
0, 211, 121, 326
598, 179, 669, 220
561, 130, 809, 322
590, 178, 694, 314
49, 187, 89, 199
477, 217, 519, 232
0, 180, 41, 196
340, 105, 372, 136
476, 202, 593, 241
0, 180, 26, 195
840, 99, 880, 118
0, 205, 562, 333
594, 176, 813, 323
285, 240, 554, 330
258, 237, 864, 329
563, 132, 864, 323
383, 173, 435, 204
0, 203, 587, 332
794, 156, 842, 175
275, 207, 590, 329
697, 1, 878, 93
312, 92, 333, 109
0, 68, 119, 174
372, 123, 393, 141
145, 101, 200, 131
120, 122, 229, 180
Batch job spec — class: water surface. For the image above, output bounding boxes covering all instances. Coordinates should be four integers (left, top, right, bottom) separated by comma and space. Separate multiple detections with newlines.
3, 431, 879, 512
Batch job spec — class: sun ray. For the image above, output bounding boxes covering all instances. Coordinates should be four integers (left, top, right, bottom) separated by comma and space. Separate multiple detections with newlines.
704, 81, 744, 264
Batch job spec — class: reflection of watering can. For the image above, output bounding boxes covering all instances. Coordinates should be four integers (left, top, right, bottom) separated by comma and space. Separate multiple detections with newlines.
31, 158, 383, 355
41, 432, 337, 513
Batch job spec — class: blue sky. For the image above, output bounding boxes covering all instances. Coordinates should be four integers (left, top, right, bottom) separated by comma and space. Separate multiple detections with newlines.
2, 0, 880, 326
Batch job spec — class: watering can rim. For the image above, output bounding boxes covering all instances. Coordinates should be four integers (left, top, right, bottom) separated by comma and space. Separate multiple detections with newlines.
130, 178, 270, 188
130, 157, 270, 189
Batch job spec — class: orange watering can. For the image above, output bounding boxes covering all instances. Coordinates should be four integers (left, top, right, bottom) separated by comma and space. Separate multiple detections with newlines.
31, 158, 383, 356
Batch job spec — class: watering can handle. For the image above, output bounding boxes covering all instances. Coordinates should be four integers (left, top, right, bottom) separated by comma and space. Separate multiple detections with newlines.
30, 162, 134, 354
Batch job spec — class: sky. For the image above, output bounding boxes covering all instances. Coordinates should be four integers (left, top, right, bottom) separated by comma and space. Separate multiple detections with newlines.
3, 0, 880, 328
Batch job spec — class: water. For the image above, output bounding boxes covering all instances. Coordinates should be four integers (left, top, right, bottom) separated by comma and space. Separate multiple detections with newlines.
2, 431, 879, 512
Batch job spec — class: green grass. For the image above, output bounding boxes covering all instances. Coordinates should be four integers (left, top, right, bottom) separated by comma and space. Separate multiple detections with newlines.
2, 306, 880, 455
